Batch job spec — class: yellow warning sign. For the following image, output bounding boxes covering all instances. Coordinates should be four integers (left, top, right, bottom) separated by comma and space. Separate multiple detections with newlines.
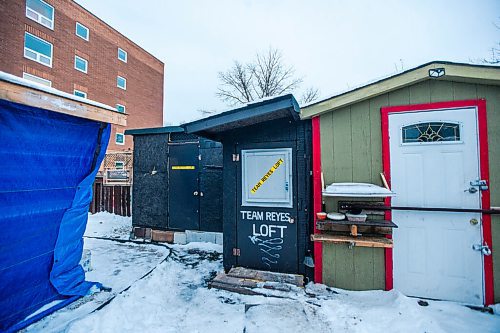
250, 158, 284, 194
172, 166, 195, 170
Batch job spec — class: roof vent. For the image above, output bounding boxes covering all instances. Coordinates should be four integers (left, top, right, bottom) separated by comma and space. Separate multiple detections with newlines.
428, 68, 445, 78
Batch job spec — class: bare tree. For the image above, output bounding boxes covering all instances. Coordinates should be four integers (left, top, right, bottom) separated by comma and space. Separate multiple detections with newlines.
300, 87, 320, 105
217, 47, 314, 106
481, 43, 500, 64
471, 18, 499, 65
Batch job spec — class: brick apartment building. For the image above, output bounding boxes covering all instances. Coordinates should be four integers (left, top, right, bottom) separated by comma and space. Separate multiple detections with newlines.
0, 0, 164, 154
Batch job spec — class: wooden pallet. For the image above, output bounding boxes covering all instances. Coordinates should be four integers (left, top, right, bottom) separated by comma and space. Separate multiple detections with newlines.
209, 267, 304, 295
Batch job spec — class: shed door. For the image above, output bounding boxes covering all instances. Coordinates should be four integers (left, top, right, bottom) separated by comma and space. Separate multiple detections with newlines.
237, 147, 298, 273
389, 107, 484, 305
168, 142, 199, 230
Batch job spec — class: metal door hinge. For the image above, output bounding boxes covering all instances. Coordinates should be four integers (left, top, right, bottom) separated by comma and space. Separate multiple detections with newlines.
472, 243, 491, 256
232, 248, 241, 256
232, 153, 240, 162
470, 179, 488, 191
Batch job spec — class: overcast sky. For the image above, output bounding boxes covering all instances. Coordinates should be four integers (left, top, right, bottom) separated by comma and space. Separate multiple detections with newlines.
75, 0, 499, 125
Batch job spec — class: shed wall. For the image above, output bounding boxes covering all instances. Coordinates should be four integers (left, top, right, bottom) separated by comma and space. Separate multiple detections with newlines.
220, 118, 312, 276
132, 134, 169, 229
319, 80, 500, 300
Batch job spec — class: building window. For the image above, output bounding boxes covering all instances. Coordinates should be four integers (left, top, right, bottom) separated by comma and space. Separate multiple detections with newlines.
22, 72, 52, 87
118, 48, 127, 63
74, 55, 88, 73
75, 22, 89, 41
24, 32, 53, 67
26, 0, 54, 30
402, 122, 461, 143
74, 89, 87, 98
116, 104, 126, 113
115, 161, 125, 169
117, 76, 126, 90
116, 133, 125, 145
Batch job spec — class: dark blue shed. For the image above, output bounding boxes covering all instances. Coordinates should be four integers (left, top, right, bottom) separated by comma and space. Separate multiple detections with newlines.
184, 95, 313, 276
0, 72, 126, 331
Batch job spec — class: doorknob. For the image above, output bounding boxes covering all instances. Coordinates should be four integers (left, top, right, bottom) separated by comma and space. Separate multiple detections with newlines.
193, 191, 199, 196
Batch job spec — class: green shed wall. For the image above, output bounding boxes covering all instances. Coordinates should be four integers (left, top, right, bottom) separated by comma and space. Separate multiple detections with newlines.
318, 80, 500, 301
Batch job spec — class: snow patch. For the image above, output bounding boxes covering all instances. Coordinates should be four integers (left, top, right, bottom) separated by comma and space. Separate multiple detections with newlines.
85, 212, 132, 240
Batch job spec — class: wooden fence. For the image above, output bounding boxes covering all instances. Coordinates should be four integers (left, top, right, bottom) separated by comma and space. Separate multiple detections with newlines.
90, 178, 131, 216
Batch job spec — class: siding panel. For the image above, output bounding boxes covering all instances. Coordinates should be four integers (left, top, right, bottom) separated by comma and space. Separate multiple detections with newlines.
369, 94, 388, 185
430, 80, 454, 102
409, 80, 431, 104
452, 82, 477, 100
351, 100, 372, 183
320, 112, 335, 186
332, 107, 353, 182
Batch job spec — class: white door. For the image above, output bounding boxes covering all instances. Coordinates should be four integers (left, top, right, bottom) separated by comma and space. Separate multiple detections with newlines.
389, 107, 484, 305
241, 148, 293, 208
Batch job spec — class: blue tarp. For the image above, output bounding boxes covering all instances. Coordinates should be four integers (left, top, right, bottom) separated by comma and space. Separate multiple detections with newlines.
0, 99, 110, 331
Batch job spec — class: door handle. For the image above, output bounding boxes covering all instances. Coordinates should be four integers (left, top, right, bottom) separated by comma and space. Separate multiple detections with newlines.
193, 191, 199, 196
464, 187, 478, 194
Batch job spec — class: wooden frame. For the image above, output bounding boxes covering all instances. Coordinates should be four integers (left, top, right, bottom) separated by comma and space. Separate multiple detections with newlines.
312, 116, 323, 283
381, 99, 493, 305
0, 78, 126, 126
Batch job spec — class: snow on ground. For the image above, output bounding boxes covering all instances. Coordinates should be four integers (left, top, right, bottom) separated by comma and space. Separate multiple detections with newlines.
64, 243, 500, 333
84, 212, 132, 240
25, 213, 500, 332
24, 213, 168, 332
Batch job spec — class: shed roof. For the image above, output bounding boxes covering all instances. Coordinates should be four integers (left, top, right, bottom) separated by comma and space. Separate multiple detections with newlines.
0, 71, 126, 126
301, 61, 500, 119
125, 126, 184, 136
184, 94, 300, 139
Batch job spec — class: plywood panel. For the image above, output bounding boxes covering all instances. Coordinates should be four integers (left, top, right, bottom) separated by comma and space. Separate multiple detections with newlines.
409, 80, 431, 104
492, 216, 500, 303
351, 100, 372, 183
388, 86, 410, 106
322, 243, 385, 290
332, 107, 352, 182
430, 80, 454, 102
369, 94, 388, 185
452, 82, 477, 100
320, 112, 335, 185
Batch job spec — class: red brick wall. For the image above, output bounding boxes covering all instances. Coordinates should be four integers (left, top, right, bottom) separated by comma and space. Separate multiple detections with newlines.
0, 0, 164, 152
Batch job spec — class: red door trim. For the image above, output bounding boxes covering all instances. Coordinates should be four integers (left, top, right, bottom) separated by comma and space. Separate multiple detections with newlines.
381, 99, 493, 305
312, 116, 323, 283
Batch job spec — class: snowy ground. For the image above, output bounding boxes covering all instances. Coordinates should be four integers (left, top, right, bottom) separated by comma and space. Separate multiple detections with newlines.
24, 213, 500, 332
84, 212, 132, 240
